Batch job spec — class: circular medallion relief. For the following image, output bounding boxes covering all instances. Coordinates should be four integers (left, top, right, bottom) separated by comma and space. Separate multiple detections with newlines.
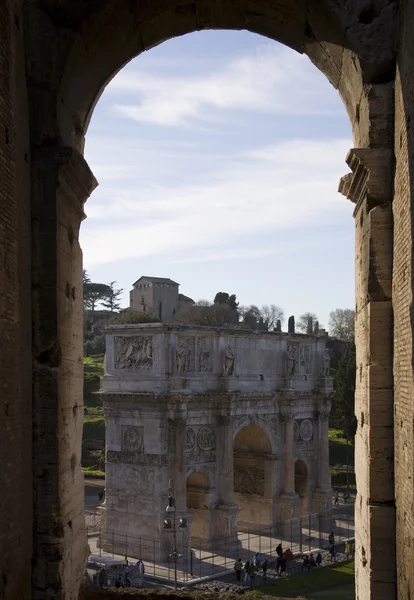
197, 426, 216, 451
123, 427, 142, 451
185, 427, 196, 452
300, 419, 313, 442
293, 421, 300, 442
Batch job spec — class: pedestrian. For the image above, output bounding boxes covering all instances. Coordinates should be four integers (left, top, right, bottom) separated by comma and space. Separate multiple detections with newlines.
234, 558, 243, 582
328, 531, 335, 546
284, 548, 293, 572
309, 553, 316, 569
280, 553, 287, 577
244, 560, 250, 585
262, 559, 268, 583
98, 567, 107, 587
117, 567, 125, 588
316, 551, 322, 567
248, 561, 256, 587
345, 541, 351, 559
334, 491, 339, 506
254, 551, 261, 568
136, 558, 145, 588
276, 543, 283, 558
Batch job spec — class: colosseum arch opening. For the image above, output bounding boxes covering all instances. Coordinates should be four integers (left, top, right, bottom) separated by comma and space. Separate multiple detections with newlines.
1, 1, 403, 599
233, 424, 273, 530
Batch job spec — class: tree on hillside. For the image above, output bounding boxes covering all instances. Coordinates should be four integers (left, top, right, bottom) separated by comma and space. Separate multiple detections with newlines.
329, 308, 355, 340
101, 281, 124, 312
332, 342, 357, 439
260, 304, 284, 330
83, 269, 91, 284
214, 292, 239, 312
110, 310, 160, 325
84, 282, 112, 312
239, 304, 284, 331
173, 301, 238, 327
240, 305, 263, 328
297, 312, 319, 333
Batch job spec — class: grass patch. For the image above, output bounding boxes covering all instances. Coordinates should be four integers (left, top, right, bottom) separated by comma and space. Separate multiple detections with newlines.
248, 561, 354, 599
82, 467, 105, 478
84, 354, 105, 375
85, 406, 104, 417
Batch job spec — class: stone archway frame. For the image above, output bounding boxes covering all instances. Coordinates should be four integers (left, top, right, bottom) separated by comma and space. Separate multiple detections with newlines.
232, 415, 278, 456
25, 1, 398, 598
185, 464, 216, 488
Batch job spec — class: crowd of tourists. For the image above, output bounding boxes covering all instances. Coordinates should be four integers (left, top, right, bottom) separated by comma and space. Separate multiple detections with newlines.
97, 557, 145, 588
233, 534, 355, 587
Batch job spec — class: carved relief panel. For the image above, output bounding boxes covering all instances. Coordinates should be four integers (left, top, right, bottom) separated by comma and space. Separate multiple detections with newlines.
285, 342, 298, 377
299, 344, 311, 374
185, 425, 216, 463
176, 337, 195, 375
121, 426, 144, 452
294, 419, 314, 443
114, 336, 153, 369
196, 337, 213, 373
234, 466, 265, 496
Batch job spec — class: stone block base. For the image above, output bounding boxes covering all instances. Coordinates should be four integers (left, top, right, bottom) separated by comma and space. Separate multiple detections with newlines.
213, 504, 240, 551
279, 494, 300, 541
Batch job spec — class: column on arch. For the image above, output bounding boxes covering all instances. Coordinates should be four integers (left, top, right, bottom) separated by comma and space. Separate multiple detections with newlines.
213, 408, 238, 547
339, 147, 395, 600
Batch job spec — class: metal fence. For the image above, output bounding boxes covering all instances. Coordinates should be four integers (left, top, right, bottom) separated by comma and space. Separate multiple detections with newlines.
88, 511, 354, 585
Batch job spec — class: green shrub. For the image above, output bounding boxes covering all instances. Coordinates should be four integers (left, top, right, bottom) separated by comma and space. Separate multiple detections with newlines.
84, 354, 104, 407
329, 429, 355, 466
331, 470, 356, 487
83, 416, 105, 441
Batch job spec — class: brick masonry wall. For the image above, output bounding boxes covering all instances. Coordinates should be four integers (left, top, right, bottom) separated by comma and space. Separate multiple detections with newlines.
394, 1, 414, 599
0, 1, 32, 600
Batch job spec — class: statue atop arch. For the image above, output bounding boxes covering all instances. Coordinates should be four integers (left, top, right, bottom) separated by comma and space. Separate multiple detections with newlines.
223, 346, 235, 376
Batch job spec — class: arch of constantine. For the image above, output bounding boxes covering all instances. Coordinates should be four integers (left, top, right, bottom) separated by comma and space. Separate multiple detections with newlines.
100, 324, 333, 559
1, 0, 413, 599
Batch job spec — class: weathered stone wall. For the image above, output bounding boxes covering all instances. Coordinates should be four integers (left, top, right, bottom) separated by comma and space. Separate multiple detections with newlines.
0, 0, 406, 598
0, 2, 32, 599
393, 2, 414, 598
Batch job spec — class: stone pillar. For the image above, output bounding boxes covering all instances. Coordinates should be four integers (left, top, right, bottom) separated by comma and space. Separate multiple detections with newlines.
213, 410, 239, 549
279, 408, 299, 538
215, 412, 235, 505
312, 407, 333, 533
339, 148, 396, 600
31, 147, 97, 599
283, 411, 295, 494
165, 412, 190, 560
318, 408, 331, 491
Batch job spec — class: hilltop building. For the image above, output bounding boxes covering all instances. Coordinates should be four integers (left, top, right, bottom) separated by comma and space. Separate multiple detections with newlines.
130, 275, 195, 322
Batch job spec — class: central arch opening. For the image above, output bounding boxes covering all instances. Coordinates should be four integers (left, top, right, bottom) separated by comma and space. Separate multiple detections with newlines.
234, 424, 273, 530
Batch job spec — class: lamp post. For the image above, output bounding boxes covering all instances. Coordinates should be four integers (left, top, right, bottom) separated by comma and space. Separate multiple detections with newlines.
163, 479, 187, 590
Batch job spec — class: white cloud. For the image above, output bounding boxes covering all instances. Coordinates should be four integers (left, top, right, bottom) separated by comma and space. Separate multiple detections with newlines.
110, 44, 342, 128
81, 137, 352, 266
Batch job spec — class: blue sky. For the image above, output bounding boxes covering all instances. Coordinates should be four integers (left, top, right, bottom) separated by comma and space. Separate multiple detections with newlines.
81, 30, 354, 329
